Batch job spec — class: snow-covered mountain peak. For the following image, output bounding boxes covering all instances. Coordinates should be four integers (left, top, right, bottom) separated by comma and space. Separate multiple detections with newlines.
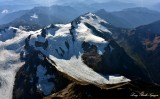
81, 12, 108, 24
28, 13, 115, 59
23, 13, 130, 90
72, 12, 112, 38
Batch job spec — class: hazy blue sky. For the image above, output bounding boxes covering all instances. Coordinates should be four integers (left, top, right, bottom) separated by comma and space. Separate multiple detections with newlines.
0, 0, 159, 6
30, 0, 160, 5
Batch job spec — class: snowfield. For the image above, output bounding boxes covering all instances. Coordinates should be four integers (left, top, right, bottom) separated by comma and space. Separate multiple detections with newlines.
49, 55, 130, 85
1, 9, 9, 14
30, 13, 39, 19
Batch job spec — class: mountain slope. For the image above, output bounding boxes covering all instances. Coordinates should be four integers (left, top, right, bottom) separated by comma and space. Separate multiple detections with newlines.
110, 20, 160, 84
132, 21, 160, 84
135, 20, 160, 35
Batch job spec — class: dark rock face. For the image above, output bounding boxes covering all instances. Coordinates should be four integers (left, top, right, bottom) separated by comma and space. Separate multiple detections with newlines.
13, 34, 70, 99
82, 42, 102, 72
70, 22, 76, 42
35, 40, 48, 50
85, 23, 112, 40
48, 83, 135, 99
44, 81, 160, 99
13, 49, 70, 99
41, 28, 47, 38
81, 40, 151, 83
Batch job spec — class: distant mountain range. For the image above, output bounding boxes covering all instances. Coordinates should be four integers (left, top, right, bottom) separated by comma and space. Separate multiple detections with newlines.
0, 5, 81, 30
0, 10, 29, 25
91, 1, 137, 12
0, 4, 37, 13
1, 5, 160, 30
95, 7, 160, 28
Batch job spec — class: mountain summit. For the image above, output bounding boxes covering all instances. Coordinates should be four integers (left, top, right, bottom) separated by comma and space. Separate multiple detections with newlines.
0, 13, 156, 99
